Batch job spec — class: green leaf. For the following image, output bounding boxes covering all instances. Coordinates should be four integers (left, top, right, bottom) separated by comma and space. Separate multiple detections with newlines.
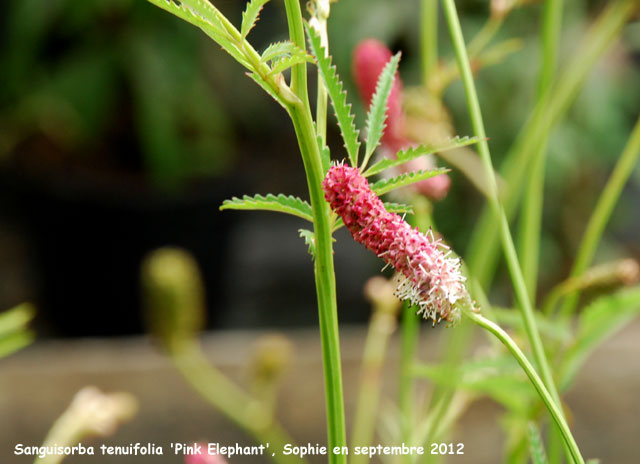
412, 357, 534, 413
362, 52, 401, 169
146, 0, 251, 69
527, 422, 548, 464
370, 168, 449, 196
299, 229, 316, 257
383, 202, 414, 215
363, 136, 482, 177
0, 303, 35, 338
305, 24, 360, 167
261, 41, 304, 63
0, 331, 34, 359
490, 307, 571, 343
0, 304, 35, 359
560, 286, 640, 389
220, 194, 313, 222
269, 55, 310, 76
241, 0, 269, 38
261, 41, 312, 75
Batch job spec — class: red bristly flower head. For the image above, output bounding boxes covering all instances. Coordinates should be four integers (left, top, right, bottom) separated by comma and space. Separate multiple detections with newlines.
323, 164, 472, 325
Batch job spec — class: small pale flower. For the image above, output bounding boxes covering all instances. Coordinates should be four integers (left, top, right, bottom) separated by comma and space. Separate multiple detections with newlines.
323, 164, 472, 325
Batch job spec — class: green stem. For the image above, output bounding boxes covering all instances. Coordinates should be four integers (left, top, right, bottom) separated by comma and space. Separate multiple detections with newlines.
351, 307, 397, 464
467, 311, 584, 464
557, 116, 640, 318
312, 5, 331, 144
466, 0, 639, 291
172, 343, 303, 464
441, 0, 565, 440
467, 15, 503, 58
518, 0, 564, 300
420, 0, 439, 86
283, 1, 347, 461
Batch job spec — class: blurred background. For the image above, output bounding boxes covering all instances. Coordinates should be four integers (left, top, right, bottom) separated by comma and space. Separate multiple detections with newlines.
1, 0, 639, 462
0, 0, 638, 337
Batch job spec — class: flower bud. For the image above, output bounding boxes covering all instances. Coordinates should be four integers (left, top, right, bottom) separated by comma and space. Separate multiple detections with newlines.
142, 247, 206, 350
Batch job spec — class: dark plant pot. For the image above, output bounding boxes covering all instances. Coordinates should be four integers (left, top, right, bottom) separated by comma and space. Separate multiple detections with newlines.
0, 164, 238, 337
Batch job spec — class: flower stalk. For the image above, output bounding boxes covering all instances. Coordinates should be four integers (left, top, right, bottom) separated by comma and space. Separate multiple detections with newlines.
283, 1, 347, 462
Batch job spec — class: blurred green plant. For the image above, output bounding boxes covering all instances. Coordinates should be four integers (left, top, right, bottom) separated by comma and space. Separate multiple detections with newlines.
0, 0, 234, 189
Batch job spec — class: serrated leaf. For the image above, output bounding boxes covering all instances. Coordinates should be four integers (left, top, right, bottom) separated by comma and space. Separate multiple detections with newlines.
246, 72, 290, 111
261, 41, 306, 63
241, 0, 269, 38
147, 0, 252, 69
527, 423, 548, 464
299, 229, 316, 257
306, 24, 360, 167
371, 168, 449, 196
261, 41, 313, 76
220, 194, 313, 222
384, 202, 414, 215
363, 136, 482, 177
362, 52, 401, 169
269, 55, 310, 76
560, 286, 640, 390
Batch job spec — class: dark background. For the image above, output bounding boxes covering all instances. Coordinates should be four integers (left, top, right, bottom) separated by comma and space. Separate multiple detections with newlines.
0, 0, 638, 337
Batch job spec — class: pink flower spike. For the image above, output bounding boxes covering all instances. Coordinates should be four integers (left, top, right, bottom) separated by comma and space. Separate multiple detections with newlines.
323, 164, 472, 325
184, 444, 227, 464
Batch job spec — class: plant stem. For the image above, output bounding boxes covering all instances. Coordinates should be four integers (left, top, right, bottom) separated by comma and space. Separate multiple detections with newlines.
172, 343, 303, 464
398, 196, 431, 452
440, 5, 570, 460
466, 0, 639, 291
517, 0, 564, 300
558, 115, 640, 318
312, 3, 331, 143
421, 0, 439, 86
466, 311, 584, 464
283, 1, 347, 461
351, 305, 398, 464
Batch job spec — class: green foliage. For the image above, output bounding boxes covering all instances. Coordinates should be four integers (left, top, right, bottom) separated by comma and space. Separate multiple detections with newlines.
241, 0, 270, 38
145, 0, 251, 69
560, 286, 640, 389
299, 229, 316, 257
261, 41, 313, 75
305, 24, 361, 167
527, 422, 549, 464
0, 304, 35, 359
490, 307, 571, 343
370, 168, 449, 196
220, 194, 313, 222
362, 52, 401, 169
413, 356, 534, 413
363, 136, 482, 177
